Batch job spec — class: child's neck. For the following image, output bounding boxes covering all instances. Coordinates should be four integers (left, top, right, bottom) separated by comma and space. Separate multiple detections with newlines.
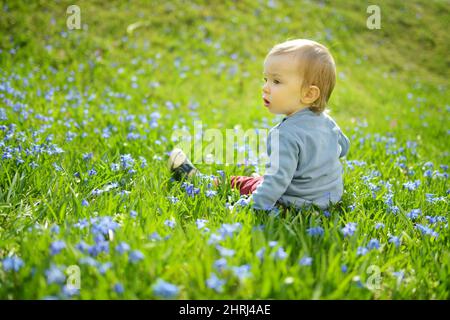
285, 105, 311, 117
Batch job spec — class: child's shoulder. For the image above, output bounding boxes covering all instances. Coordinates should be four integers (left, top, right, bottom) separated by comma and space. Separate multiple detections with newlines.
284, 109, 334, 128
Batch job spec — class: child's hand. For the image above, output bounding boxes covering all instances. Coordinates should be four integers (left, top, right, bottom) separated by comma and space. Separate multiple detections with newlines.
251, 172, 261, 178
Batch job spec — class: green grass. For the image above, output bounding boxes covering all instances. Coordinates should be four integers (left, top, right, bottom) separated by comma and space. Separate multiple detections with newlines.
0, 0, 449, 299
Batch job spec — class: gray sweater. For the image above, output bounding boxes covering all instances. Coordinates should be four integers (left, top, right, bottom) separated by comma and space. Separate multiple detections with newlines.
251, 107, 350, 211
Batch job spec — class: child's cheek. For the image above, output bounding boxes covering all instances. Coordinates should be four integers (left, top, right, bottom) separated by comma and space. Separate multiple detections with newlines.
272, 87, 279, 99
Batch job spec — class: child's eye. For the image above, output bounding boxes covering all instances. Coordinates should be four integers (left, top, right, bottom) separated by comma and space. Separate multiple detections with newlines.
262, 78, 280, 84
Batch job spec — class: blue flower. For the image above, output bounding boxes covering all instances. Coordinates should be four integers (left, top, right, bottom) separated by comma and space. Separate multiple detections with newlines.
425, 215, 447, 224
368, 182, 381, 194
50, 240, 66, 256
81, 199, 89, 207
2, 255, 24, 272
115, 242, 130, 255
152, 279, 179, 299
341, 264, 348, 273
90, 216, 119, 237
50, 225, 60, 234
205, 190, 217, 198
273, 247, 288, 260
357, 246, 368, 256
82, 152, 93, 161
120, 154, 135, 169
256, 247, 266, 261
196, 219, 208, 230
268, 241, 278, 248
392, 270, 404, 282
74, 218, 89, 229
164, 219, 176, 229
119, 190, 130, 197
139, 156, 147, 168
217, 170, 225, 179
423, 161, 434, 169
52, 162, 63, 171
387, 205, 399, 215
76, 241, 90, 253
425, 193, 445, 203
45, 265, 66, 284
0, 109, 7, 121
149, 232, 162, 241
92, 188, 103, 196
367, 238, 380, 250
216, 245, 235, 257
103, 182, 119, 192
182, 182, 200, 197
384, 192, 394, 207
415, 224, 439, 238
213, 258, 228, 272
231, 264, 251, 281
345, 160, 366, 169
167, 196, 179, 204
299, 256, 312, 266
235, 197, 250, 207
375, 223, 385, 229
307, 226, 324, 237
98, 262, 112, 275
389, 235, 401, 248
88, 240, 110, 257
406, 209, 421, 220
206, 273, 226, 292
423, 169, 433, 178
218, 222, 242, 238
341, 222, 357, 237
435, 172, 448, 179
79, 257, 98, 267
127, 132, 140, 140
403, 179, 421, 191
129, 210, 137, 218
62, 285, 80, 297
2, 151, 12, 160
202, 227, 211, 234
114, 283, 124, 294
129, 250, 144, 263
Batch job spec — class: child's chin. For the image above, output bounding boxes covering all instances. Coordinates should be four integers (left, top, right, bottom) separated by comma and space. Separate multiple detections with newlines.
268, 109, 282, 115
265, 104, 283, 115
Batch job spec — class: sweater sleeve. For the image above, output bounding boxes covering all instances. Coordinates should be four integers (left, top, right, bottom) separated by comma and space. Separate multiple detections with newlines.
338, 130, 350, 158
252, 130, 300, 211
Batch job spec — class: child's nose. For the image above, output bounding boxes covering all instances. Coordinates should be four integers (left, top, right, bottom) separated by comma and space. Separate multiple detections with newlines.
262, 82, 269, 93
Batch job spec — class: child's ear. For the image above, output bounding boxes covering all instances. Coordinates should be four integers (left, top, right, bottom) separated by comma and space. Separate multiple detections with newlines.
301, 85, 321, 105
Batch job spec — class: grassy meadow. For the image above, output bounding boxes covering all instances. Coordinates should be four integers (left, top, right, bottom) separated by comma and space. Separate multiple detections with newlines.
0, 0, 449, 299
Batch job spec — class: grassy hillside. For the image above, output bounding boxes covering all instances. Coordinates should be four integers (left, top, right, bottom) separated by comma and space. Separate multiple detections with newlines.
0, 0, 449, 299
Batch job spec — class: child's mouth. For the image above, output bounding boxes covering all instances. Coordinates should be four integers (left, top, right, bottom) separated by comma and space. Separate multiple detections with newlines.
263, 97, 270, 107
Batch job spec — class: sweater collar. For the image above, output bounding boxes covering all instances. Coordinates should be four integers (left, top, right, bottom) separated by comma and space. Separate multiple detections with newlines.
281, 107, 314, 122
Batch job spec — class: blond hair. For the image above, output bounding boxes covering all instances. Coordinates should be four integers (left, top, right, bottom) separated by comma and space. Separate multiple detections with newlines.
266, 39, 336, 114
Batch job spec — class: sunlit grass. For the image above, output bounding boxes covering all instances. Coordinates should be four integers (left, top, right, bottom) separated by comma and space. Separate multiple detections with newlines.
0, 0, 449, 299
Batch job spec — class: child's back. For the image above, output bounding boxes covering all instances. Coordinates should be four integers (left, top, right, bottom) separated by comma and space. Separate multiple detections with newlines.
252, 107, 350, 210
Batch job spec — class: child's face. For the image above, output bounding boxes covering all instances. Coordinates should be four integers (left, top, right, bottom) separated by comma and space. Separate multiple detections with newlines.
262, 54, 304, 116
